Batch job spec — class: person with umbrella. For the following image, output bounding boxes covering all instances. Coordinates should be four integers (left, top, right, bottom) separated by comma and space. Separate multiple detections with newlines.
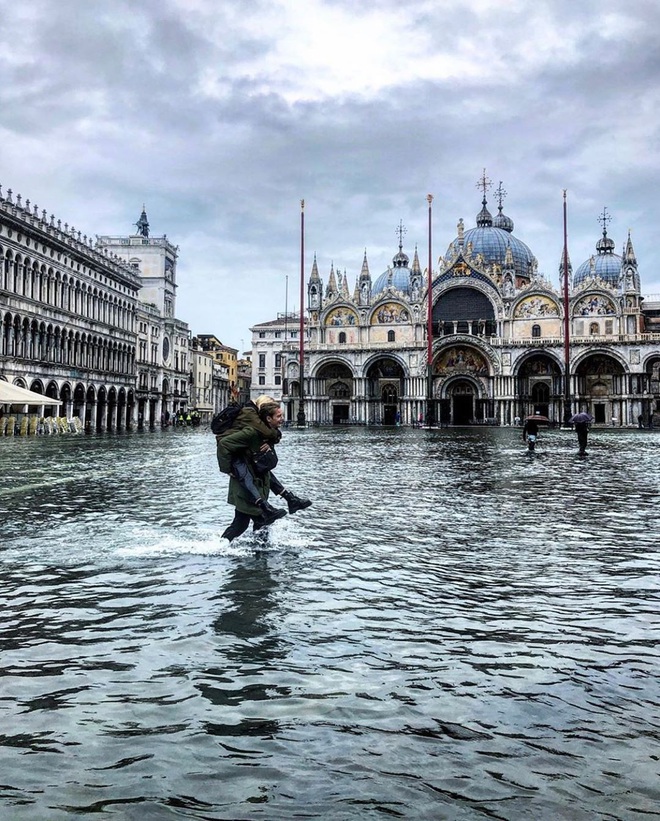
522, 412, 548, 452
569, 411, 593, 455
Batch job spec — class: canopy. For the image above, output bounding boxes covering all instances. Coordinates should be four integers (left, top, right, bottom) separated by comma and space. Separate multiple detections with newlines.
0, 381, 62, 406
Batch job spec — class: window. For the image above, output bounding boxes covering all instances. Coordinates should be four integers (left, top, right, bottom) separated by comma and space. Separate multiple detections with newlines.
339, 332, 346, 344
387, 330, 395, 342
290, 331, 297, 338
258, 375, 265, 385
274, 375, 281, 385
589, 322, 599, 336
259, 353, 266, 368
532, 324, 541, 338
274, 331, 281, 338
275, 353, 281, 368
258, 332, 265, 338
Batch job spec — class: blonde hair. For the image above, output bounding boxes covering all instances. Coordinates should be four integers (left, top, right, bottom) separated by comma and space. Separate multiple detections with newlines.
254, 395, 276, 409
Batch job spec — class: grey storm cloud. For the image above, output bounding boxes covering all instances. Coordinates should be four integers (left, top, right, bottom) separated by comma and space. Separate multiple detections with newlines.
1, 0, 659, 349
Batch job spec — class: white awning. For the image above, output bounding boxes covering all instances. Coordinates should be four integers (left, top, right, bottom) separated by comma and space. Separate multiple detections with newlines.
0, 381, 62, 406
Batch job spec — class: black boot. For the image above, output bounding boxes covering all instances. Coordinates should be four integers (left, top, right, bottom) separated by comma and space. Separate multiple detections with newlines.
256, 499, 287, 526
281, 490, 312, 514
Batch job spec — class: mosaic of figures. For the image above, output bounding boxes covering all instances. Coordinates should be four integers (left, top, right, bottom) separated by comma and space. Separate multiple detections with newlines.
514, 296, 559, 318
519, 357, 558, 376
325, 307, 357, 326
434, 347, 489, 376
373, 303, 410, 324
574, 295, 616, 316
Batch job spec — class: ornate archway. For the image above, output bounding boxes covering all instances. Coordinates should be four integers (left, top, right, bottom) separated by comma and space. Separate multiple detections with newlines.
366, 357, 404, 425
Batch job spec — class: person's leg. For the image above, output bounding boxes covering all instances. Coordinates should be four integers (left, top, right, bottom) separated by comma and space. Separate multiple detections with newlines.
233, 458, 261, 502
222, 510, 252, 542
270, 472, 312, 514
232, 459, 286, 524
578, 429, 588, 453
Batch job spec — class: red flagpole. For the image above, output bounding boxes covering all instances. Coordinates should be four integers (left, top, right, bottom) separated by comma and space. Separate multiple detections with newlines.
562, 190, 571, 425
426, 194, 434, 426
297, 199, 306, 426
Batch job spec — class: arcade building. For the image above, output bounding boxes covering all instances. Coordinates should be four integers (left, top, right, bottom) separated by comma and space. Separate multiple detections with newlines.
281, 183, 660, 427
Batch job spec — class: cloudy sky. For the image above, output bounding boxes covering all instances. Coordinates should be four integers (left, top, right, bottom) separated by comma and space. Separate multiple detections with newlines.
1, 0, 658, 352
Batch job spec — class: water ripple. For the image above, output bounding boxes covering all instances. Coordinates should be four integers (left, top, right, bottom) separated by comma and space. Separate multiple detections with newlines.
0, 428, 659, 818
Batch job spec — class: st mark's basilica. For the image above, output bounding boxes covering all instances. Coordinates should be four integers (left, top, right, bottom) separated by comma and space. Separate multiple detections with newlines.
282, 180, 660, 427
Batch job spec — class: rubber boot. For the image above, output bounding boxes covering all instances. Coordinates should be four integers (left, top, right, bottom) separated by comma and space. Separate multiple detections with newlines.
281, 490, 312, 514
256, 498, 287, 527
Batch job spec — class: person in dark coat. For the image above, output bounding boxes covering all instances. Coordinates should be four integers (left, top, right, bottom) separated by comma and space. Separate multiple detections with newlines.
217, 400, 311, 542
216, 395, 311, 526
569, 412, 593, 455
522, 417, 539, 451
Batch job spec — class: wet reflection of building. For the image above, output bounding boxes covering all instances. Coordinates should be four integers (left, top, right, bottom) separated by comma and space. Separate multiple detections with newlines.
278, 181, 660, 427
200, 557, 288, 739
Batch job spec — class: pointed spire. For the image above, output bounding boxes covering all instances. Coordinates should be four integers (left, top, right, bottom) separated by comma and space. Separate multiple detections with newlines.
341, 269, 350, 299
353, 278, 360, 302
412, 245, 421, 274
310, 253, 320, 281
624, 230, 636, 265
326, 262, 337, 297
620, 229, 639, 294
359, 249, 371, 281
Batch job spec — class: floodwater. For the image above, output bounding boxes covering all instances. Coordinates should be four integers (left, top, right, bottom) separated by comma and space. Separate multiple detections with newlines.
0, 426, 659, 820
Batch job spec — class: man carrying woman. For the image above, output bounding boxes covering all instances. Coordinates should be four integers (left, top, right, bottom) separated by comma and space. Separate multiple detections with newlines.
216, 397, 311, 542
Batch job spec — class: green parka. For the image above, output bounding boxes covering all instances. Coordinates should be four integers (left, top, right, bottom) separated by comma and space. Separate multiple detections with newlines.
215, 402, 281, 453
216, 425, 275, 517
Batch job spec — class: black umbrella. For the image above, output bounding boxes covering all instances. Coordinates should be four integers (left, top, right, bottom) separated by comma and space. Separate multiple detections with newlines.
569, 412, 593, 424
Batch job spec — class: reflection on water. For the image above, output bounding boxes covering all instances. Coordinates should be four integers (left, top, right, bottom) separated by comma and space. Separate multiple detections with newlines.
1, 427, 659, 819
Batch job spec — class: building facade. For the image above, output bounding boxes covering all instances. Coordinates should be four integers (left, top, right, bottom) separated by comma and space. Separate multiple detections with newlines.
1, 187, 192, 430
282, 187, 660, 427
1, 185, 141, 429
249, 313, 303, 409
195, 335, 239, 399
97, 207, 191, 427
190, 342, 231, 422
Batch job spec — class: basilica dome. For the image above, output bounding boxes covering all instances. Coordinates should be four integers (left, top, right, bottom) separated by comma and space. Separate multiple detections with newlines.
372, 245, 412, 297
444, 199, 537, 280
573, 229, 621, 288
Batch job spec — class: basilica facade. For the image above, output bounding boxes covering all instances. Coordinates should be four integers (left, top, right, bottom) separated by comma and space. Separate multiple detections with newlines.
282, 189, 660, 427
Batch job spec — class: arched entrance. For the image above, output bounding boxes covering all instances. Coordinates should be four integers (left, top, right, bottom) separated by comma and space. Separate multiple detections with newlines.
97, 386, 107, 430
86, 386, 96, 431
45, 380, 58, 418
108, 387, 117, 430
73, 383, 85, 419
434, 345, 491, 424
575, 353, 625, 425
644, 356, 660, 427
381, 383, 398, 425
366, 357, 404, 425
449, 380, 474, 425
516, 354, 561, 422
316, 362, 354, 424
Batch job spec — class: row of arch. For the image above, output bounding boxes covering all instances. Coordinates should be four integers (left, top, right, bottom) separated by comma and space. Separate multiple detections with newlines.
1, 246, 136, 331
315, 284, 628, 331
6, 377, 136, 427
2, 311, 136, 376
301, 345, 659, 382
